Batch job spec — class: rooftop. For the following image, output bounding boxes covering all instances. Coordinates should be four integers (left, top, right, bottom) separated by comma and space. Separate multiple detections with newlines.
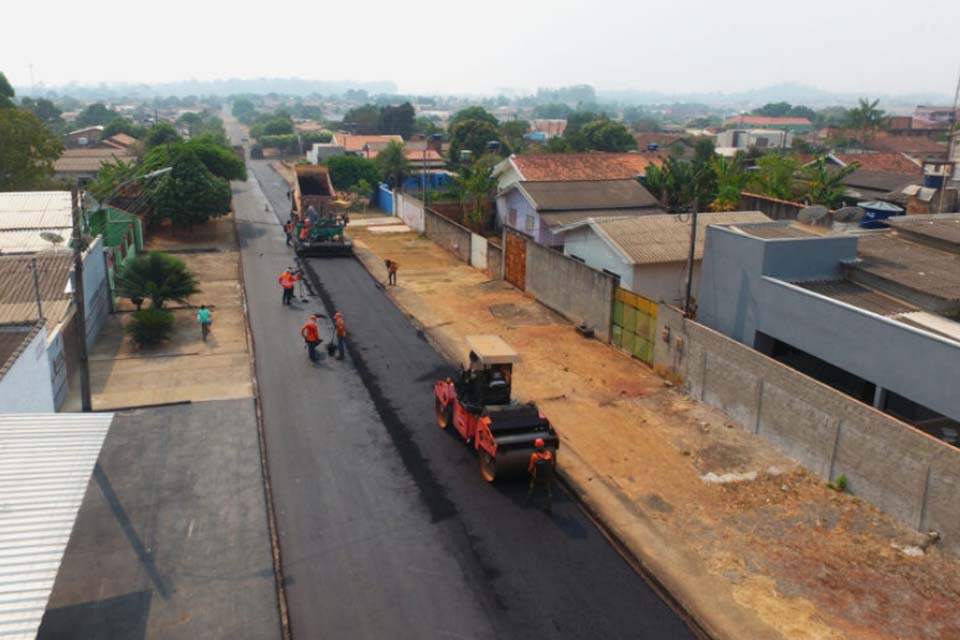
730, 221, 820, 240
578, 211, 771, 264
0, 412, 114, 640
796, 280, 916, 316
0, 322, 41, 381
540, 208, 664, 230
724, 116, 812, 127
885, 214, 960, 251
517, 179, 660, 211
510, 153, 662, 182
854, 233, 960, 306
868, 134, 947, 157
0, 253, 74, 325
54, 148, 136, 174
0, 192, 73, 231
331, 133, 404, 153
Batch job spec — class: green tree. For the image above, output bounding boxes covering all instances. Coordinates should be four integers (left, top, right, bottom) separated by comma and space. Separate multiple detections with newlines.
262, 117, 294, 136
116, 252, 200, 309
709, 155, 748, 211
102, 117, 146, 139
564, 111, 602, 136
644, 156, 716, 213
375, 140, 410, 190
379, 102, 415, 139
302, 130, 333, 145
0, 72, 14, 109
579, 119, 637, 152
325, 155, 381, 191
454, 154, 499, 226
414, 116, 442, 136
532, 103, 572, 119
342, 104, 381, 134
75, 103, 118, 127
748, 154, 799, 201
500, 120, 530, 153
846, 98, 885, 145
542, 136, 574, 153
146, 148, 232, 226
20, 97, 61, 122
752, 102, 793, 117
448, 106, 498, 130
449, 119, 505, 165
232, 98, 257, 123
87, 158, 139, 202
799, 156, 860, 208
0, 108, 63, 190
144, 123, 182, 148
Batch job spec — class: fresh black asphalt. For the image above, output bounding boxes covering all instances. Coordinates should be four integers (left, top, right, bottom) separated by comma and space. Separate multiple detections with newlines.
240, 141, 697, 639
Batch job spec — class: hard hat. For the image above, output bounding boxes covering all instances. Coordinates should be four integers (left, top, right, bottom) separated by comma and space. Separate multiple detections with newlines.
310, 315, 318, 320
334, 312, 343, 319
534, 438, 545, 449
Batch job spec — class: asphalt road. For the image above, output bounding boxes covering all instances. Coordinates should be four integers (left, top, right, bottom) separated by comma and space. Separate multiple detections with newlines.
231, 120, 696, 639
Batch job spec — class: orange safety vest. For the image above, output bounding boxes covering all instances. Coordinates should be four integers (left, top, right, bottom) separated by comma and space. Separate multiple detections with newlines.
335, 317, 346, 337
528, 450, 553, 475
279, 272, 299, 289
301, 322, 319, 342
387, 260, 398, 273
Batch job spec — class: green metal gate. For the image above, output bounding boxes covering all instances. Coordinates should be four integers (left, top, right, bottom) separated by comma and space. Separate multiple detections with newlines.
612, 288, 658, 365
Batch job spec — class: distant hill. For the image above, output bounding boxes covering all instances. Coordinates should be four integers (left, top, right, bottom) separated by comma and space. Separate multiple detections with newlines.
19, 77, 398, 99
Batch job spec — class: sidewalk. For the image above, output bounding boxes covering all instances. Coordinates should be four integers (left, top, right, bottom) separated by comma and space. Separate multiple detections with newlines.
346, 221, 960, 640
70, 213, 254, 410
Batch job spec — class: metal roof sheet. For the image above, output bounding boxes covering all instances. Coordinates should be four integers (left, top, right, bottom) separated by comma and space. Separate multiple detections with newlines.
856, 233, 960, 302
0, 230, 73, 255
0, 255, 74, 326
0, 412, 114, 640
518, 179, 659, 211
590, 211, 771, 265
886, 214, 960, 247
795, 279, 916, 316
0, 194, 72, 231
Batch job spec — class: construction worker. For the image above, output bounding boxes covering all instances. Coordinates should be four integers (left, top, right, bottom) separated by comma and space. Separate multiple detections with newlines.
334, 312, 347, 359
279, 268, 300, 306
301, 315, 321, 362
526, 438, 555, 513
284, 218, 294, 246
385, 259, 399, 286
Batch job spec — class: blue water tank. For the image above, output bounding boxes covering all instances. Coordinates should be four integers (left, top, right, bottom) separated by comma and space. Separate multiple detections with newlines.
924, 173, 945, 189
857, 200, 905, 228
647, 143, 659, 152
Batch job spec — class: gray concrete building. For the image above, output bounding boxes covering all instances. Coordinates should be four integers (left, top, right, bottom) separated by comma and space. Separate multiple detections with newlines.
698, 215, 960, 445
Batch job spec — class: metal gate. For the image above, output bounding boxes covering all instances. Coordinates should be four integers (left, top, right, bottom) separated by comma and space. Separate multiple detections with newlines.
504, 229, 527, 291
612, 288, 658, 365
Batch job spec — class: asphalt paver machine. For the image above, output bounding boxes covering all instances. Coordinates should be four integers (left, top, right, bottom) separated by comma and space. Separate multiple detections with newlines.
435, 335, 559, 481
290, 164, 353, 257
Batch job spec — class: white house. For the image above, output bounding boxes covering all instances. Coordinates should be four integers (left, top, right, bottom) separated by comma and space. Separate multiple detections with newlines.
558, 211, 770, 305
0, 322, 56, 412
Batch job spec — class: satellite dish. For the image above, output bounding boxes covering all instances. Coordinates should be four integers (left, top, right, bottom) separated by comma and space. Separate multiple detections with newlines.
833, 206, 865, 223
40, 231, 66, 249
798, 205, 829, 224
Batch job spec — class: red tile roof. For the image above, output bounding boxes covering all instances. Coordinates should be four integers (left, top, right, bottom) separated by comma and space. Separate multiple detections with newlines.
333, 134, 403, 153
530, 119, 567, 137
634, 133, 687, 150
512, 153, 663, 181
833, 153, 921, 175
867, 134, 947, 156
724, 116, 812, 127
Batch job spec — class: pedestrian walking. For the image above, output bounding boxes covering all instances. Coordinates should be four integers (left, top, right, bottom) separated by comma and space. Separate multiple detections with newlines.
525, 438, 555, 513
197, 304, 212, 341
385, 259, 398, 286
279, 268, 300, 306
301, 315, 321, 362
334, 312, 346, 359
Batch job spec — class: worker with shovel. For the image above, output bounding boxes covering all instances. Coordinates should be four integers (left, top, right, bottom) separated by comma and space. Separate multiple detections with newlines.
385, 259, 399, 286
279, 268, 300, 306
526, 438, 556, 513
301, 315, 322, 362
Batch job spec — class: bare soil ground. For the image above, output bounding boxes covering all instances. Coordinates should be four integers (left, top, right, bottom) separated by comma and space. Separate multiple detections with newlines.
349, 223, 960, 640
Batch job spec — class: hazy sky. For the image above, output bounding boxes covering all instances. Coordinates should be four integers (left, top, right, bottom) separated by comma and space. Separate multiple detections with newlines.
4, 0, 958, 96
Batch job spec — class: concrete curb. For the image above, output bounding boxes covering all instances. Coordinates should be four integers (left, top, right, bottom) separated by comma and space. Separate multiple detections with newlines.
349, 240, 785, 640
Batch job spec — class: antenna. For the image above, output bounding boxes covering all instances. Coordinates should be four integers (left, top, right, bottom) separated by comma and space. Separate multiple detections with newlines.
937, 65, 960, 213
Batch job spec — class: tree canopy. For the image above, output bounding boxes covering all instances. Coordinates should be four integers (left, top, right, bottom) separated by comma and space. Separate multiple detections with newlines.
0, 72, 14, 109
19, 97, 62, 123
578, 119, 636, 152
375, 141, 410, 190
0, 107, 63, 190
325, 155, 381, 191
448, 118, 506, 164
448, 106, 498, 131
342, 104, 381, 134
144, 123, 182, 148
752, 102, 816, 121
102, 117, 146, 140
145, 147, 232, 226
75, 103, 119, 128
379, 103, 415, 139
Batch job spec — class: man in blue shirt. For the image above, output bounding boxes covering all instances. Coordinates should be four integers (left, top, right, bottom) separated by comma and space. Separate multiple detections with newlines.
198, 305, 212, 341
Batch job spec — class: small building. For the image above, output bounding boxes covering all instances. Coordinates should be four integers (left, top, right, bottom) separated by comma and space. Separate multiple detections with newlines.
867, 134, 947, 163
715, 128, 793, 153
0, 191, 74, 254
494, 152, 663, 194
0, 321, 56, 412
841, 169, 920, 203
96, 132, 140, 150
558, 211, 770, 304
497, 179, 662, 247
53, 148, 137, 183
698, 215, 960, 444
722, 115, 813, 133
65, 125, 104, 148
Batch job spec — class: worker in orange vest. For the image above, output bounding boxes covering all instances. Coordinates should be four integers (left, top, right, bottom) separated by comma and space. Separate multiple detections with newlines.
385, 259, 398, 286
284, 218, 294, 246
279, 268, 300, 306
301, 315, 321, 361
526, 438, 555, 513
334, 312, 347, 359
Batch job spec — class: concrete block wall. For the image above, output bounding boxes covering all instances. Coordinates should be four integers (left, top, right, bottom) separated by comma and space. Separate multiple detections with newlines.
424, 208, 472, 263
655, 313, 960, 556
524, 241, 616, 342
396, 192, 425, 233
487, 242, 503, 281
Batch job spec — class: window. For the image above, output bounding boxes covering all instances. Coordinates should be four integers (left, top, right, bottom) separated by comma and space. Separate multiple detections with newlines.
508, 208, 517, 226
524, 214, 535, 233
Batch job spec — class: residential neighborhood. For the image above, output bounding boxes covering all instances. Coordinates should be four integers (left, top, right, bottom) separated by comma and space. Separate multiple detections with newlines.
1, 3, 960, 639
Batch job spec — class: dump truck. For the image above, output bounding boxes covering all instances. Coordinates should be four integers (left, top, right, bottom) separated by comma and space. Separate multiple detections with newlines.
434, 335, 559, 482
290, 164, 353, 256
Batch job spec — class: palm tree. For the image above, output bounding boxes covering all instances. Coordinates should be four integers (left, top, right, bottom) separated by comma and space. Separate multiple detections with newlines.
455, 154, 499, 227
748, 154, 799, 201
376, 140, 410, 191
846, 98, 885, 147
799, 156, 861, 208
116, 252, 200, 309
709, 155, 748, 211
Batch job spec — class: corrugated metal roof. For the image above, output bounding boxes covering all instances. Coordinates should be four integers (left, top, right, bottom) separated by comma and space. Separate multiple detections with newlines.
795, 279, 916, 316
736, 223, 820, 239
0, 255, 74, 326
856, 233, 960, 302
590, 211, 771, 265
0, 193, 72, 231
0, 230, 73, 255
540, 208, 664, 229
886, 214, 960, 247
0, 412, 114, 640
519, 179, 660, 211
0, 324, 41, 383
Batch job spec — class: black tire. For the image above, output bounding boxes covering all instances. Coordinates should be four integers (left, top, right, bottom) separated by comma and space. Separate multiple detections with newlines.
435, 397, 452, 429
479, 450, 497, 483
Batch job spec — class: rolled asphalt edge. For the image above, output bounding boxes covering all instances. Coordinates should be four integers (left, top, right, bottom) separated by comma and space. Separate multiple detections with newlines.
350, 243, 784, 640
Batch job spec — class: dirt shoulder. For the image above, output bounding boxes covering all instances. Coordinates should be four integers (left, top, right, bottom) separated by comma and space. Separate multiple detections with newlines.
347, 222, 960, 640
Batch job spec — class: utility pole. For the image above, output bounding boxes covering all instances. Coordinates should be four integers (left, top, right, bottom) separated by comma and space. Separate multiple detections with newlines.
683, 187, 700, 318
29, 257, 44, 320
938, 66, 960, 214
71, 187, 92, 412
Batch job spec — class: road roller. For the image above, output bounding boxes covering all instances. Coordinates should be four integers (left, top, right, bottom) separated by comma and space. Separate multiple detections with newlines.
434, 335, 558, 482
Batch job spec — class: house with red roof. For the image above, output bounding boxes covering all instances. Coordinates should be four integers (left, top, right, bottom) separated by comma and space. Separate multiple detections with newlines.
494, 152, 663, 193
723, 115, 813, 132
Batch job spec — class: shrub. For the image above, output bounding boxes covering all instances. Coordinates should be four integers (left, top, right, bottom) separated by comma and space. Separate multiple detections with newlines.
126, 308, 175, 346
116, 252, 200, 309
